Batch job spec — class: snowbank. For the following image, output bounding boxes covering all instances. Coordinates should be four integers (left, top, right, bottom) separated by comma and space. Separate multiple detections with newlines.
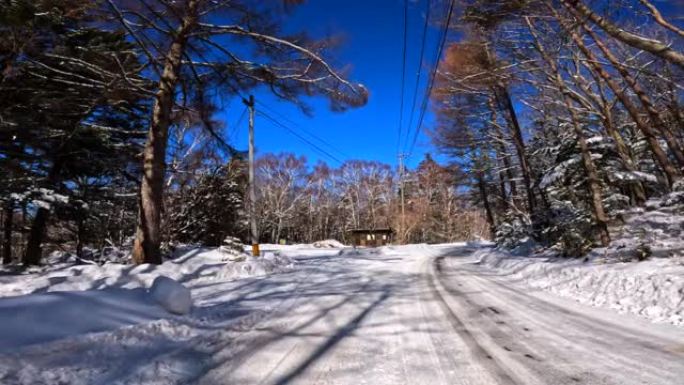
312, 239, 346, 248
0, 247, 296, 299
217, 252, 295, 279
475, 248, 684, 326
0, 245, 300, 351
0, 287, 169, 352
474, 192, 684, 327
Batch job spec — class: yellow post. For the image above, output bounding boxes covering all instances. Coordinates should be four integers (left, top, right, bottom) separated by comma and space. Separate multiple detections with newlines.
252, 244, 260, 257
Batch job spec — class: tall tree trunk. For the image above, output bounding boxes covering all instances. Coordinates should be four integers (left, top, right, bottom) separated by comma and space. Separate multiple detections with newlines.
23, 208, 50, 266
495, 86, 536, 212
76, 219, 85, 259
275, 217, 283, 243
24, 159, 63, 266
526, 17, 610, 246
488, 97, 516, 208
560, 0, 684, 69
2, 202, 13, 265
475, 169, 496, 236
132, 0, 200, 265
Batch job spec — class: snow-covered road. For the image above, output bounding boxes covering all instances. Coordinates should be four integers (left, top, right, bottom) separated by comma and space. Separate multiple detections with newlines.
194, 245, 684, 385
1, 244, 683, 384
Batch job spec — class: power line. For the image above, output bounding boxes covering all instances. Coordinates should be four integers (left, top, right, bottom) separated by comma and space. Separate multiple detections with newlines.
229, 106, 248, 142
255, 101, 351, 159
397, 0, 409, 153
405, 0, 431, 150
405, 0, 456, 158
257, 110, 344, 165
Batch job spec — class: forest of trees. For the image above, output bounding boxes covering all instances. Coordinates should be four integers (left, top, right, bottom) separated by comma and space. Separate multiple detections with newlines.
0, 0, 488, 266
2, 0, 682, 265
249, 153, 487, 244
431, 0, 684, 256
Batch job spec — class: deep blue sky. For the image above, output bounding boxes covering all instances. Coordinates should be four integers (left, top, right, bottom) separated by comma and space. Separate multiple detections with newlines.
219, 0, 444, 169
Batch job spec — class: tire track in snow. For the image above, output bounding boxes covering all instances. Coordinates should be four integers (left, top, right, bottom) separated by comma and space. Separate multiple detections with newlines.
427, 256, 522, 385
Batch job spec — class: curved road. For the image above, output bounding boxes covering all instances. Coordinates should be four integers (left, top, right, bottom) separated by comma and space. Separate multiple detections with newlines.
193, 245, 684, 385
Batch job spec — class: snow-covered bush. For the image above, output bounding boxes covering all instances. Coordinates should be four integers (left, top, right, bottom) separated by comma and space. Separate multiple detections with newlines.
165, 161, 246, 246
495, 212, 533, 249
542, 200, 593, 257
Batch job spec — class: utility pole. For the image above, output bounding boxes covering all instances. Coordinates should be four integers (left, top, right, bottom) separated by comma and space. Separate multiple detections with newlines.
244, 95, 259, 257
398, 153, 406, 244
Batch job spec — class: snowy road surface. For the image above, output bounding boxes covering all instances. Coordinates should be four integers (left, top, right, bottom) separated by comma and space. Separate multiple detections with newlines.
1, 244, 684, 384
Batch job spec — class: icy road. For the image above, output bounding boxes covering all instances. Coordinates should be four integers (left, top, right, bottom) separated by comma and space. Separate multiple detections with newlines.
2, 244, 684, 384
195, 245, 684, 385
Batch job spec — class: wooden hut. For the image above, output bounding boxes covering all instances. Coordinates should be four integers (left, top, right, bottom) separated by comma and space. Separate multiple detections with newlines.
348, 228, 393, 247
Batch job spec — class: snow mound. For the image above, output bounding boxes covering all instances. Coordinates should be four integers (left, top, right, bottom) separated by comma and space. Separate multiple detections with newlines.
312, 239, 346, 248
217, 252, 295, 279
149, 276, 192, 315
0, 288, 169, 351
475, 248, 684, 326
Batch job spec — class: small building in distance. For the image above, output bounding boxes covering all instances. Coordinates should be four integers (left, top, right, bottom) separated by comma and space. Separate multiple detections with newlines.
348, 228, 393, 247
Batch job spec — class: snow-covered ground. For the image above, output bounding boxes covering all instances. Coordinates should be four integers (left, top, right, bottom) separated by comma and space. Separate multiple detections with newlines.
0, 241, 682, 384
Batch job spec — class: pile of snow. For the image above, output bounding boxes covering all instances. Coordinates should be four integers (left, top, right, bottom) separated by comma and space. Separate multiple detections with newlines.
0, 287, 170, 352
0, 242, 311, 353
218, 252, 295, 279
149, 276, 192, 315
0, 246, 298, 299
476, 248, 684, 326
475, 193, 684, 326
312, 239, 346, 248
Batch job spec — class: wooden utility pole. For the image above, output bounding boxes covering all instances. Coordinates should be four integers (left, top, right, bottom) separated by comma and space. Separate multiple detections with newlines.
244, 95, 259, 256
398, 153, 406, 244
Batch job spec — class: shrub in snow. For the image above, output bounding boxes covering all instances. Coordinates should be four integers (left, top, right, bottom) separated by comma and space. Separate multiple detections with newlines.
149, 276, 192, 315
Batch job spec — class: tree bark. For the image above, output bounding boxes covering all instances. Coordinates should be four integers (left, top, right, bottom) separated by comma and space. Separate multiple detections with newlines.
2, 202, 13, 265
526, 17, 610, 246
23, 208, 50, 266
488, 97, 516, 208
495, 86, 536, 212
476, 169, 496, 236
132, 0, 200, 265
23, 159, 63, 266
560, 0, 684, 69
